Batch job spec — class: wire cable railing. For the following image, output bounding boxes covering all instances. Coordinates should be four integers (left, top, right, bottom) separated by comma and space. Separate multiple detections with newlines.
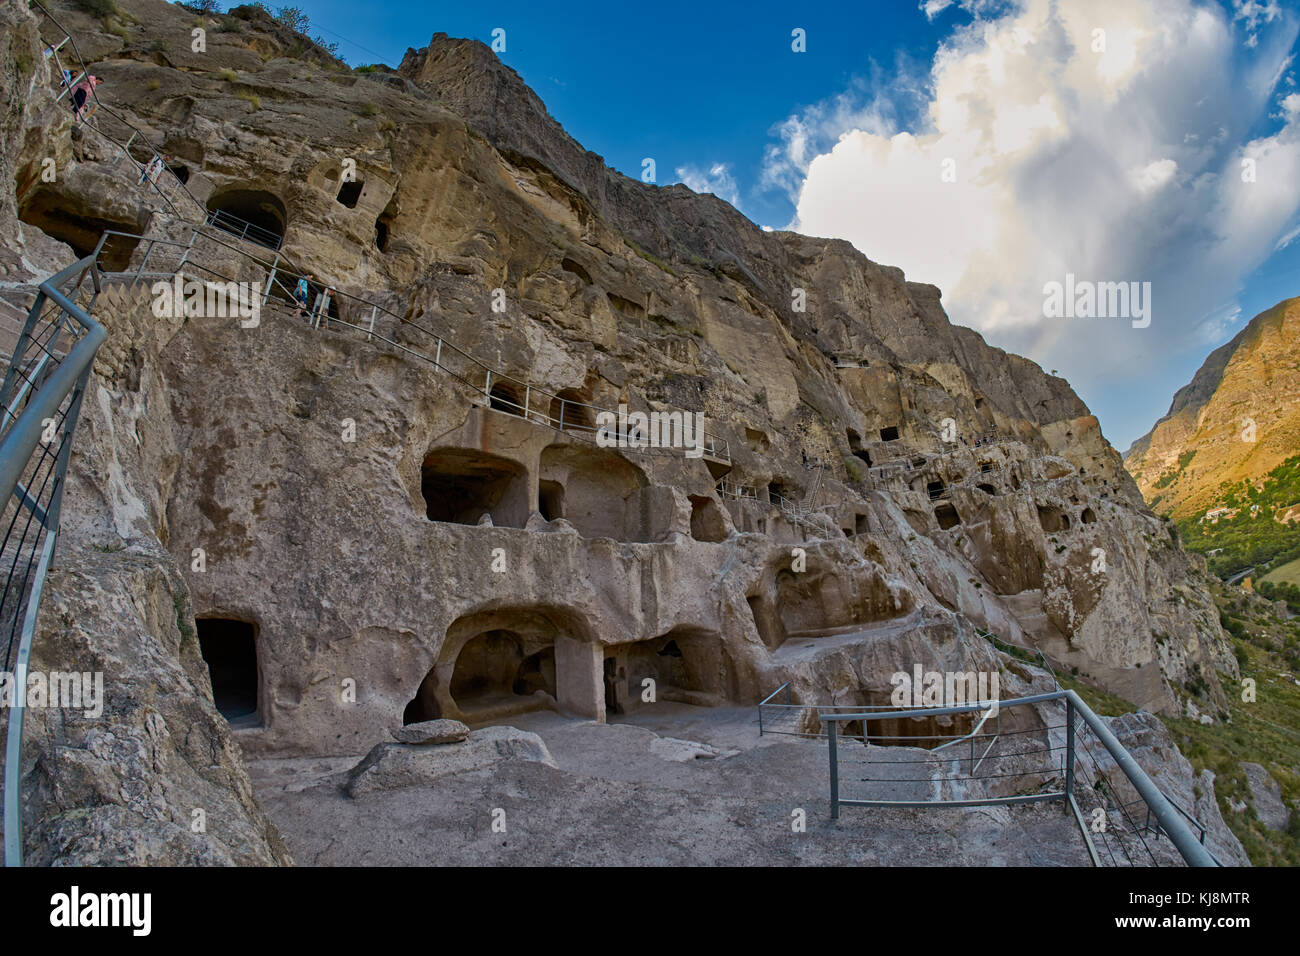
813, 689, 1219, 867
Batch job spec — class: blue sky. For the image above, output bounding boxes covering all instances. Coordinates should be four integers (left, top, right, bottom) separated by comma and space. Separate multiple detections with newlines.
255, 1, 1300, 451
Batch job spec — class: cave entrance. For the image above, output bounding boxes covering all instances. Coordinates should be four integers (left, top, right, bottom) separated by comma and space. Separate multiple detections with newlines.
934, 502, 961, 530
402, 666, 442, 725
1037, 505, 1070, 532
196, 617, 260, 726
689, 495, 728, 542
375, 196, 397, 252
205, 188, 286, 250
420, 448, 529, 528
847, 428, 872, 467
539, 479, 565, 521
488, 381, 525, 416
615, 627, 730, 708
449, 630, 555, 718
539, 444, 650, 541
336, 178, 363, 208
880, 426, 900, 442
549, 389, 594, 434
17, 190, 143, 270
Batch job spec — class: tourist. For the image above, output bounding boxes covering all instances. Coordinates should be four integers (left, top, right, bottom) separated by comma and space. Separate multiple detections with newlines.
317, 287, 334, 327
139, 155, 163, 186
70, 75, 100, 122
295, 273, 313, 318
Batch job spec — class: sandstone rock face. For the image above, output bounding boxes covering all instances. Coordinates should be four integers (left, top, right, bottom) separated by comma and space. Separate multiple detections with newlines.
0, 0, 1243, 863
344, 726, 557, 796
391, 719, 469, 745
1125, 298, 1300, 518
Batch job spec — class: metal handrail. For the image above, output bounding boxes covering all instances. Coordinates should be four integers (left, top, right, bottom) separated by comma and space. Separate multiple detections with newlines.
89, 227, 731, 463
0, 254, 106, 868
32, 0, 207, 222
820, 689, 1219, 867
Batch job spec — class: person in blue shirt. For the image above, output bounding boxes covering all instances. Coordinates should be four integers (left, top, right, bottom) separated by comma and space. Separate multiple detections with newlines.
294, 273, 313, 318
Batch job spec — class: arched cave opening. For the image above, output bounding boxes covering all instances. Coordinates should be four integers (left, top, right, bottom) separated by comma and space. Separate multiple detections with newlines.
420, 448, 529, 527
561, 257, 592, 285
450, 630, 555, 717
168, 162, 191, 184
17, 190, 143, 271
880, 425, 900, 442
206, 188, 286, 249
610, 627, 729, 710
488, 381, 525, 416
1081, 507, 1097, 524
196, 617, 260, 726
926, 480, 947, 500
976, 482, 996, 495
767, 479, 794, 506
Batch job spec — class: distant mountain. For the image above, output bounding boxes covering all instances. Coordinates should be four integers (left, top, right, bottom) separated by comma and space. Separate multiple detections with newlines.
1125, 297, 1300, 522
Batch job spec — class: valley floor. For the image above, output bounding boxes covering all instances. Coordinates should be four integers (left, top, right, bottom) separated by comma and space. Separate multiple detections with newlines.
248, 704, 1092, 866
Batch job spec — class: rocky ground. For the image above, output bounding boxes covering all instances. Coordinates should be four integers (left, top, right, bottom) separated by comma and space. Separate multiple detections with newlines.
250, 705, 1095, 866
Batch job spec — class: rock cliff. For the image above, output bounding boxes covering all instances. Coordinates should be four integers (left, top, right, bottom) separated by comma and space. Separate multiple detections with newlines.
1125, 297, 1300, 519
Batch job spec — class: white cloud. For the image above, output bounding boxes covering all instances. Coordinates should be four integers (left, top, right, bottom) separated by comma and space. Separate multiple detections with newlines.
920, 0, 957, 20
769, 0, 1300, 446
674, 162, 740, 207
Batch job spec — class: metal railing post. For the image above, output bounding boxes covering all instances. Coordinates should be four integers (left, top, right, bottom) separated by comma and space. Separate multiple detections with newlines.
558, 399, 566, 431
367, 306, 377, 342
262, 251, 281, 306
434, 338, 442, 369
483, 369, 492, 400
132, 240, 153, 283
176, 231, 197, 274
1065, 697, 1076, 809
828, 716, 840, 820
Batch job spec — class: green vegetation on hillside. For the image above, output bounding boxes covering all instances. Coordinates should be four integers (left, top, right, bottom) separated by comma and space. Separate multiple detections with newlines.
1175, 454, 1300, 579
1172, 588, 1300, 865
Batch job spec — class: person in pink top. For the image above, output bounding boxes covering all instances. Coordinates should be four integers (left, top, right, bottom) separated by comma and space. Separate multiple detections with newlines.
70, 75, 101, 122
